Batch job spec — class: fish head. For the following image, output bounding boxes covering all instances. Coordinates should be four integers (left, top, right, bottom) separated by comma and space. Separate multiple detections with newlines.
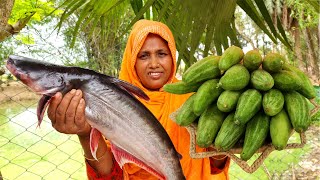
6, 55, 74, 126
6, 55, 67, 96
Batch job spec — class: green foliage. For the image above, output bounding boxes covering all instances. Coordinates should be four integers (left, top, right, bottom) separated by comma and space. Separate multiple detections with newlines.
0, 42, 14, 66
56, 0, 130, 47
54, 0, 291, 70
311, 86, 320, 122
9, 0, 61, 25
15, 34, 35, 45
286, 0, 319, 29
2, 0, 61, 51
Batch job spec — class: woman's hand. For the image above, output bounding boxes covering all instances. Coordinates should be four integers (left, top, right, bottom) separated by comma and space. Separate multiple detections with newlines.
47, 89, 115, 175
47, 89, 92, 137
207, 146, 228, 170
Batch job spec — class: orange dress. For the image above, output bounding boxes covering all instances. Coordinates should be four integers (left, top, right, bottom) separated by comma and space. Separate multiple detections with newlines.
86, 19, 230, 180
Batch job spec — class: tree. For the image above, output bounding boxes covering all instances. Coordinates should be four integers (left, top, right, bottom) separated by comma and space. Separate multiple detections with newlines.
234, 0, 319, 84
0, 0, 35, 41
3, 0, 318, 79
0, 0, 61, 42
267, 0, 319, 84
71, 4, 134, 76
54, 0, 292, 71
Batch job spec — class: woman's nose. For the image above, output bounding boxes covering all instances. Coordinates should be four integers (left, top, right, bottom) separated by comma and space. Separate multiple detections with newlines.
149, 56, 160, 68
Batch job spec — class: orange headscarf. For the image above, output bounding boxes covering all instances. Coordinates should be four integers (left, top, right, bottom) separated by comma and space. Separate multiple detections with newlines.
119, 19, 229, 180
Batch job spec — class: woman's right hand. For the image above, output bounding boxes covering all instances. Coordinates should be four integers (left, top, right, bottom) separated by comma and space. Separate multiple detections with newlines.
47, 89, 115, 175
47, 89, 92, 137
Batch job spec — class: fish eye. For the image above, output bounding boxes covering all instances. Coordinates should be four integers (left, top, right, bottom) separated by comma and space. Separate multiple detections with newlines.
43, 73, 65, 87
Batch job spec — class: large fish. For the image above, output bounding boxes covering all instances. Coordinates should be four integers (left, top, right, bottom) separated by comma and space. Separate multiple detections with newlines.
6, 55, 185, 180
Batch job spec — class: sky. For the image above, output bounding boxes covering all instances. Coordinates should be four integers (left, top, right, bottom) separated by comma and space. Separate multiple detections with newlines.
4, 18, 87, 66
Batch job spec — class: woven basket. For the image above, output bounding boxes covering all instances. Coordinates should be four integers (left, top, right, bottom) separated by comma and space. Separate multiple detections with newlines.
170, 99, 319, 173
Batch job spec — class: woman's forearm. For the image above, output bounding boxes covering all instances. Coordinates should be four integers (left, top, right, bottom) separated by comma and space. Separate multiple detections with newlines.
78, 135, 114, 175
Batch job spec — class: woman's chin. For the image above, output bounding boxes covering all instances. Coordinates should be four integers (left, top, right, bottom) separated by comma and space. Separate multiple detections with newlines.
145, 83, 165, 91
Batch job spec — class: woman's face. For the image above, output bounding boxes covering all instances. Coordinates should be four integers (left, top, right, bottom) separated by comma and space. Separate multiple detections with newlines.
135, 34, 173, 91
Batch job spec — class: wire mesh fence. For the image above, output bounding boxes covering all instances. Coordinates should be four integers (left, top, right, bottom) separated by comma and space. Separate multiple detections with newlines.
0, 82, 86, 179
0, 80, 319, 180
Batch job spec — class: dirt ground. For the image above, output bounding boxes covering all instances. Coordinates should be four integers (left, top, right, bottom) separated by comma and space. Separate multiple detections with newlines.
0, 81, 40, 103
279, 125, 320, 180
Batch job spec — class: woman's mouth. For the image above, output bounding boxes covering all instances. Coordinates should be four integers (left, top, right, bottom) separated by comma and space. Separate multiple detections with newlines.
148, 72, 163, 79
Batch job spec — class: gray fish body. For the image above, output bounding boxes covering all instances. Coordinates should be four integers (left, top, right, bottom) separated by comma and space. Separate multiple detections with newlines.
6, 55, 185, 180
83, 79, 183, 179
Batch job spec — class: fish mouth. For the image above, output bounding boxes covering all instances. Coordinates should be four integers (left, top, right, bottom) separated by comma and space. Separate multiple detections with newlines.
6, 58, 62, 96
6, 58, 36, 90
6, 58, 26, 82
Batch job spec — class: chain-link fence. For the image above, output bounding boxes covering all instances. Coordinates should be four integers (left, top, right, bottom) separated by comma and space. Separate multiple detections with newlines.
0, 80, 319, 180
0, 81, 86, 180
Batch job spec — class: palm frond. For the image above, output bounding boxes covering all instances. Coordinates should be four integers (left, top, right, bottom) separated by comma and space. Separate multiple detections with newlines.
123, 0, 156, 34
56, 0, 87, 33
305, 0, 320, 12
253, 0, 291, 49
237, 0, 277, 43
130, 0, 144, 16
276, 16, 291, 49
55, 0, 292, 69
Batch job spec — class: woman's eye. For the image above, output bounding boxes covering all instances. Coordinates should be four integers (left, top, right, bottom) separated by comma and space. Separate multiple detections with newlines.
139, 54, 148, 59
158, 52, 167, 57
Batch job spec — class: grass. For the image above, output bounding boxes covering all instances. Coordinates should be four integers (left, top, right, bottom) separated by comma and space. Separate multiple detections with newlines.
229, 132, 312, 179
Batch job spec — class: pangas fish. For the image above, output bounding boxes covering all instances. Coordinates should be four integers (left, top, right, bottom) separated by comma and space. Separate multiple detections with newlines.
6, 55, 185, 180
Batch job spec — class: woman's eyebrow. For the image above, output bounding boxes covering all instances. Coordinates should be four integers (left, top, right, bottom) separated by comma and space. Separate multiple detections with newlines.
157, 49, 170, 53
138, 51, 149, 55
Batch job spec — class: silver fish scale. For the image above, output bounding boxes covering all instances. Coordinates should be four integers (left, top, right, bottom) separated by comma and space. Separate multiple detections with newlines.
82, 80, 184, 179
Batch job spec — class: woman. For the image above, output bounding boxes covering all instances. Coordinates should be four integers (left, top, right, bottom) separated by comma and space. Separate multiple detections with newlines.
47, 19, 230, 179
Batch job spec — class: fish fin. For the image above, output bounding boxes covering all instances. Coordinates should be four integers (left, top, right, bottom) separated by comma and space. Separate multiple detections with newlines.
110, 143, 165, 180
111, 78, 150, 101
90, 128, 102, 161
37, 95, 52, 127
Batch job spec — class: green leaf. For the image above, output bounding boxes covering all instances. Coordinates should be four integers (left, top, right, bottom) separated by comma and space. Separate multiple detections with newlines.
56, 0, 87, 33
123, 0, 156, 34
16, 34, 35, 45
237, 0, 277, 43
214, 29, 223, 55
253, 0, 278, 41
276, 16, 292, 50
70, 0, 96, 47
305, 0, 320, 12
203, 25, 214, 57
230, 19, 241, 47
189, 19, 206, 64
156, 0, 171, 20
130, 0, 144, 16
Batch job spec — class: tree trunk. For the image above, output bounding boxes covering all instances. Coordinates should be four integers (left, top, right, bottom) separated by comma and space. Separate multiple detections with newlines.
0, 0, 34, 42
318, 23, 320, 49
305, 27, 320, 78
0, 0, 14, 26
282, 4, 288, 30
291, 19, 304, 70
0, 0, 15, 41
272, 5, 278, 51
